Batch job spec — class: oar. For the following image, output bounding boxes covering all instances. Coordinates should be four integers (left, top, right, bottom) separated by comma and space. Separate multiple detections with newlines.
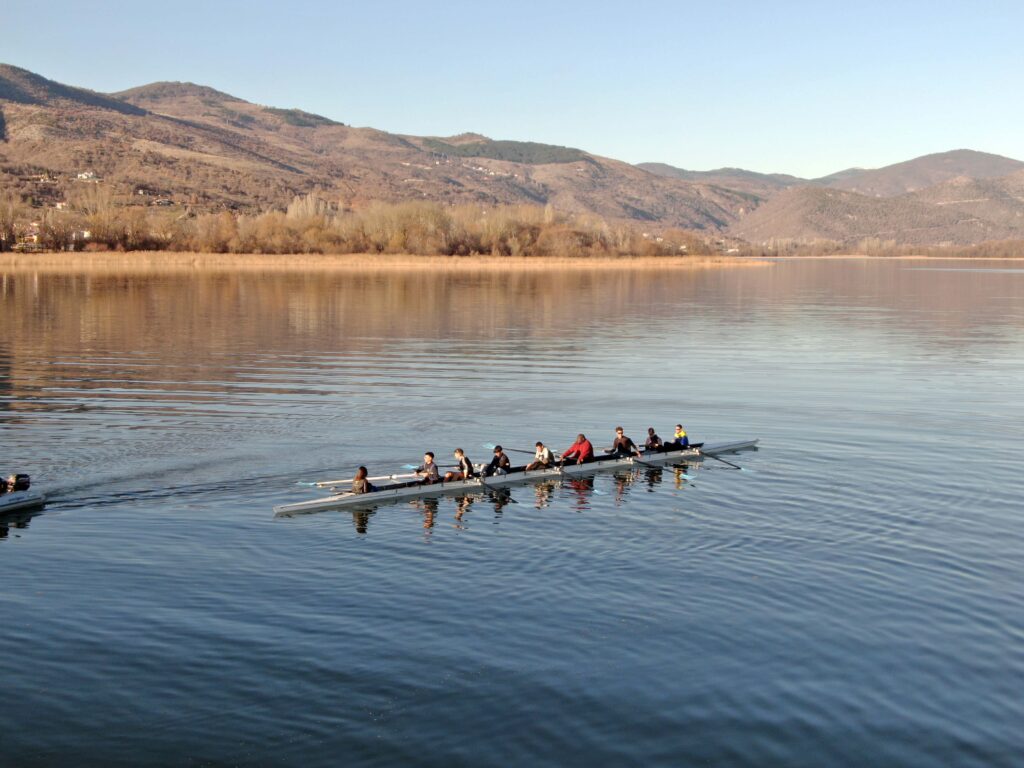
297, 472, 418, 487
699, 449, 746, 471
481, 443, 536, 457
401, 463, 458, 471
323, 472, 416, 487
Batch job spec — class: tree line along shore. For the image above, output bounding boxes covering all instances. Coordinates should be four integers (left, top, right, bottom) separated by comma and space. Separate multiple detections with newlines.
1, 191, 725, 258
1, 190, 1021, 259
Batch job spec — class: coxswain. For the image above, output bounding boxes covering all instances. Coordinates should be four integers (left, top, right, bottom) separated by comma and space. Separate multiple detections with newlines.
352, 466, 376, 494
561, 434, 594, 465
445, 448, 476, 482
482, 445, 511, 477
415, 452, 440, 484
526, 441, 554, 471
670, 424, 689, 448
607, 426, 641, 458
645, 427, 663, 451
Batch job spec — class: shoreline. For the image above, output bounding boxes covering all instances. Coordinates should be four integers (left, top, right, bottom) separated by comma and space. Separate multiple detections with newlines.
2, 251, 1020, 275
0, 252, 770, 273
765, 253, 1024, 261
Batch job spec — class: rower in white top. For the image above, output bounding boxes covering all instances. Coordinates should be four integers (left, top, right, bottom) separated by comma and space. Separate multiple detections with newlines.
527, 441, 555, 471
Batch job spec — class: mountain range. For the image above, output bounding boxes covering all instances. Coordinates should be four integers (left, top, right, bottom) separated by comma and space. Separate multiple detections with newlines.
3, 63, 1024, 248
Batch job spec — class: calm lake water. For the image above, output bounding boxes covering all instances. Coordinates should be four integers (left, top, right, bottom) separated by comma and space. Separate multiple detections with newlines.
1, 258, 1022, 767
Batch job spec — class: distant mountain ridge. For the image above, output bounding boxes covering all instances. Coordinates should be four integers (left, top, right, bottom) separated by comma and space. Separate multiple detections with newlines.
0, 64, 145, 115
0, 63, 752, 230
639, 150, 1024, 245
642, 149, 1024, 198
2, 62, 1024, 247
816, 149, 1024, 196
727, 169, 1024, 246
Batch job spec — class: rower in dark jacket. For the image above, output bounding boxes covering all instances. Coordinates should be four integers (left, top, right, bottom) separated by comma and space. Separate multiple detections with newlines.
415, 452, 441, 484
644, 427, 663, 451
607, 426, 641, 458
482, 446, 511, 477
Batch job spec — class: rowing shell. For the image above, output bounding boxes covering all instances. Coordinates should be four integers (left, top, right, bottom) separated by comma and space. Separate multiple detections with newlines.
274, 439, 757, 517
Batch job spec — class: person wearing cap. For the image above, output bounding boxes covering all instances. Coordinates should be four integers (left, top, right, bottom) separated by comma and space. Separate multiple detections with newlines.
560, 434, 594, 465
526, 441, 554, 471
482, 445, 511, 477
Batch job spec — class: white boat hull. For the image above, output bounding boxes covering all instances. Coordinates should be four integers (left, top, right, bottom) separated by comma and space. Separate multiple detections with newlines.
275, 439, 758, 517
0, 491, 47, 514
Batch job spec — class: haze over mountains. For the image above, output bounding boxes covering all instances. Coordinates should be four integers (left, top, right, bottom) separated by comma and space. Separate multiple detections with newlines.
3, 63, 1024, 248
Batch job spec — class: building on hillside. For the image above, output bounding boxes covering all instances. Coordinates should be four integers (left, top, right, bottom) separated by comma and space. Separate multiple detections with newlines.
76, 171, 99, 182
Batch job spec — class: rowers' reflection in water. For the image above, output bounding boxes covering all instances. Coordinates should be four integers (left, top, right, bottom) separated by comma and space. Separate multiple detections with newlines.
350, 508, 376, 535
533, 480, 556, 509
487, 488, 515, 520
454, 495, 474, 529
674, 464, 694, 489
355, 468, 686, 537
565, 476, 596, 512
612, 469, 642, 505
408, 497, 441, 534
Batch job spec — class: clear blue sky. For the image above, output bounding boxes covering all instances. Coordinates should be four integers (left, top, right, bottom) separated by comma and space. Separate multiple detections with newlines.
4, 0, 1022, 177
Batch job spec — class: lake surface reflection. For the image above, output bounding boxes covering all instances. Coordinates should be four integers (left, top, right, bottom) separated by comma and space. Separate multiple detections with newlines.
1, 258, 1023, 766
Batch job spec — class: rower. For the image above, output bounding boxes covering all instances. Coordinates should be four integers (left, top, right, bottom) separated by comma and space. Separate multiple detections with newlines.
561, 433, 594, 465
607, 426, 641, 458
482, 445, 511, 477
669, 424, 690, 448
414, 452, 441, 485
645, 427, 663, 451
352, 466, 375, 494
445, 448, 476, 482
526, 441, 554, 471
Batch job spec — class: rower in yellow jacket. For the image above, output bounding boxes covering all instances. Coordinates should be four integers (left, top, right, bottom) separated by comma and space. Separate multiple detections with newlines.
670, 424, 689, 448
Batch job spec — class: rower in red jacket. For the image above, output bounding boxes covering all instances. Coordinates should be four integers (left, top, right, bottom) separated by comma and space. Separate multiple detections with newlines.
561, 434, 594, 465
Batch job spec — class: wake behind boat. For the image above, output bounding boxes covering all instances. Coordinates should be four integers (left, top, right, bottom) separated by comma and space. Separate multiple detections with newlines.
275, 439, 758, 517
